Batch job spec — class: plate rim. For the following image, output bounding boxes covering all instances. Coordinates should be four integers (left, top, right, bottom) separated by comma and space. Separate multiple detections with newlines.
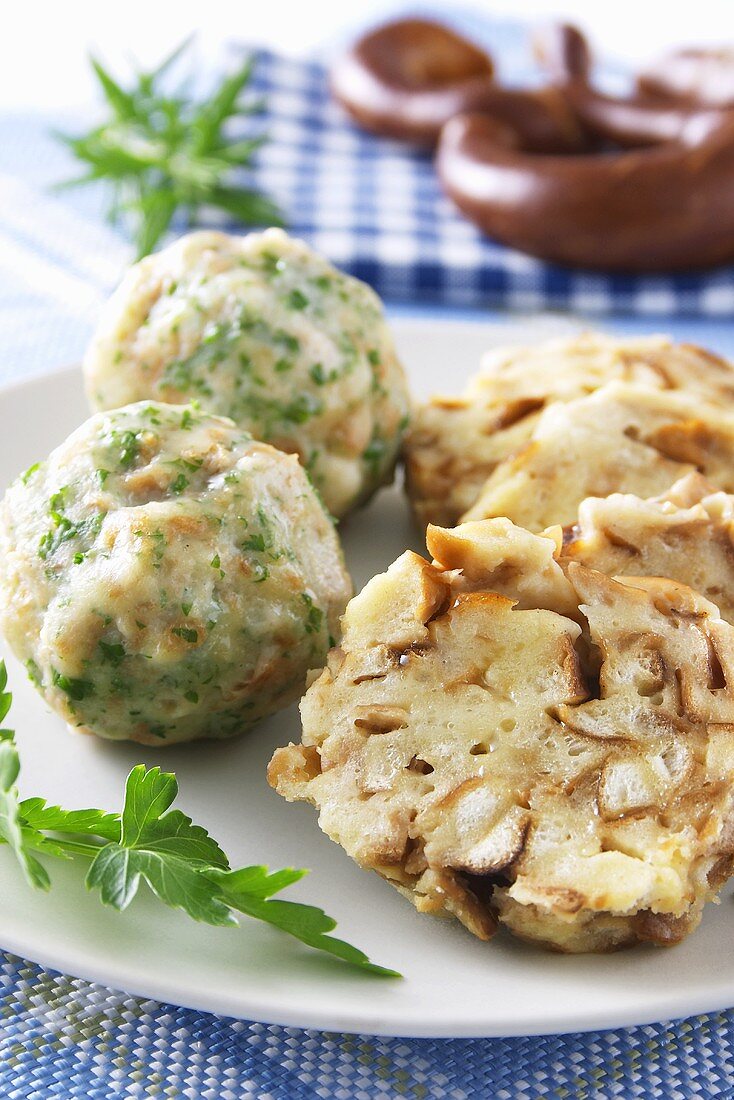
1, 325, 733, 1038
2, 918, 731, 1039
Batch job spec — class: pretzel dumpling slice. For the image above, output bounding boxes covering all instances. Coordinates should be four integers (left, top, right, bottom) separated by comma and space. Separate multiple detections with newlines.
433, 476, 734, 627
405, 333, 734, 528
269, 521, 734, 953
462, 381, 734, 531
561, 474, 734, 624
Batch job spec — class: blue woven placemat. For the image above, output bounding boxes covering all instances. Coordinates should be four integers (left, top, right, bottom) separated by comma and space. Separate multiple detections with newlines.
236, 17, 734, 320
2, 952, 733, 1099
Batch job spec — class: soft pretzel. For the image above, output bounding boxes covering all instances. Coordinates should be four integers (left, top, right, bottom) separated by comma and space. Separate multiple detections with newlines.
637, 47, 734, 107
436, 24, 734, 271
330, 18, 586, 152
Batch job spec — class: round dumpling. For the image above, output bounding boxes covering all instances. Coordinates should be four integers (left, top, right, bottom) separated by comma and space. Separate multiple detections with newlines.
269, 520, 734, 953
83, 229, 411, 518
0, 402, 351, 744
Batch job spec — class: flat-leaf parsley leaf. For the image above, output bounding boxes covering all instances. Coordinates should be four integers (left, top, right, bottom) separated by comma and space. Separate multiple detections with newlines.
0, 663, 397, 977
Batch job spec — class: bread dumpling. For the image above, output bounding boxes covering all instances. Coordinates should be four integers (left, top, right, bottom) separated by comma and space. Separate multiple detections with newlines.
405, 333, 734, 528
0, 401, 351, 744
562, 474, 734, 625
83, 229, 411, 518
269, 519, 734, 952
463, 382, 734, 531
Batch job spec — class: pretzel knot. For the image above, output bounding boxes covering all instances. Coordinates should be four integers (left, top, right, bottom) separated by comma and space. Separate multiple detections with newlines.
332, 19, 734, 272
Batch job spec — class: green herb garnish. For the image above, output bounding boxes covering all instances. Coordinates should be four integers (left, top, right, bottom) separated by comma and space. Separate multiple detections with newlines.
280, 393, 323, 425
38, 508, 104, 562
210, 553, 225, 579
98, 641, 126, 666
252, 561, 270, 583
55, 40, 283, 259
20, 463, 41, 486
363, 434, 388, 477
301, 593, 324, 635
105, 428, 142, 470
51, 669, 95, 702
274, 330, 299, 354
242, 532, 267, 553
287, 288, 309, 311
0, 663, 396, 976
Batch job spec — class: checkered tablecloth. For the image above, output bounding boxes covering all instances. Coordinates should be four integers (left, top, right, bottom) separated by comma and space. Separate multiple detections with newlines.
2, 7, 734, 1098
1, 5, 734, 388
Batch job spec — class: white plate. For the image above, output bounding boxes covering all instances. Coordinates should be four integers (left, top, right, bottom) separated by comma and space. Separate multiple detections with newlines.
0, 316, 732, 1038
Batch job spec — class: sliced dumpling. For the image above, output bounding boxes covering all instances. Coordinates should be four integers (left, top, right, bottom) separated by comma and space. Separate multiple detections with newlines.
562, 474, 734, 624
405, 333, 734, 528
269, 519, 734, 952
462, 382, 734, 531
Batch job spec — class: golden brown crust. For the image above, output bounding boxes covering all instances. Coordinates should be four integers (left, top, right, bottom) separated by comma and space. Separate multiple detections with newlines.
269, 520, 734, 952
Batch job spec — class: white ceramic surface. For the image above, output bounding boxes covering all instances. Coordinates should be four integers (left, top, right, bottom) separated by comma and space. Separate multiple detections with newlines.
0, 317, 731, 1038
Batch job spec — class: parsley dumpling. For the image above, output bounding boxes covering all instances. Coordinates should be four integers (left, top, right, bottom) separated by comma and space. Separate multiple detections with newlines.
83, 229, 411, 518
0, 402, 351, 744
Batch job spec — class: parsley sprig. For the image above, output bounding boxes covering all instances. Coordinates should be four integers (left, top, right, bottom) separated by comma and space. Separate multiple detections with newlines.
0, 662, 397, 978
55, 39, 283, 258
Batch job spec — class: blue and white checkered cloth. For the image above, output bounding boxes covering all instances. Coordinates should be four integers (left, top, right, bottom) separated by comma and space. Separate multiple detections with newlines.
2, 8, 734, 1098
243, 30, 734, 320
1, 6, 733, 385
